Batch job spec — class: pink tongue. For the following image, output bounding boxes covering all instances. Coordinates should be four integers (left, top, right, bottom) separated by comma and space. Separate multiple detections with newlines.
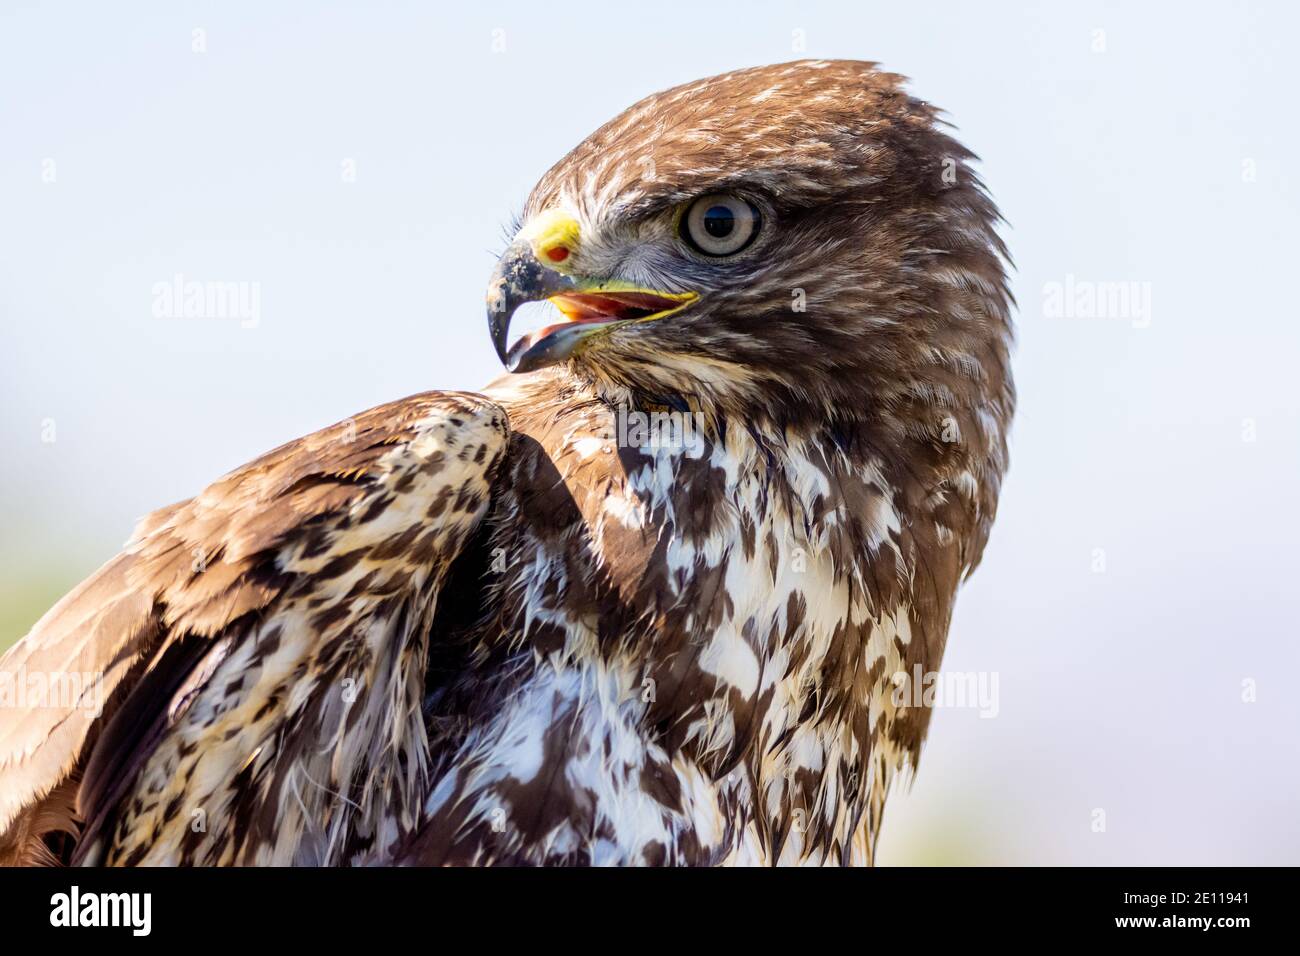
557, 292, 678, 322
562, 295, 623, 321
602, 292, 678, 310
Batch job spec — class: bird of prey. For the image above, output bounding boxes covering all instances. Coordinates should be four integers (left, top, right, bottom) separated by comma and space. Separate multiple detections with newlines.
0, 60, 1013, 867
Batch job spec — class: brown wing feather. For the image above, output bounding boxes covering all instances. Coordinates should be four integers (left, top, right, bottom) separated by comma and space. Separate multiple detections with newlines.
0, 390, 509, 864
0, 553, 161, 858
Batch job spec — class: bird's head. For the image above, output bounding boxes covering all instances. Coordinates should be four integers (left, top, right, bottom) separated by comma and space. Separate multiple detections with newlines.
487, 59, 1013, 432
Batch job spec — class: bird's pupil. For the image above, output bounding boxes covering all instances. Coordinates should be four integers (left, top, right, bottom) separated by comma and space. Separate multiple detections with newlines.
703, 206, 735, 238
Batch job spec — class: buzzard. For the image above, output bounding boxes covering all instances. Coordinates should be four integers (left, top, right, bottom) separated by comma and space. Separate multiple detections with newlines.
0, 60, 1013, 866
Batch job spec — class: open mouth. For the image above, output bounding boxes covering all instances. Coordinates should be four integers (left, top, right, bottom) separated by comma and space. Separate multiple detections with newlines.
551, 290, 695, 324
505, 289, 697, 370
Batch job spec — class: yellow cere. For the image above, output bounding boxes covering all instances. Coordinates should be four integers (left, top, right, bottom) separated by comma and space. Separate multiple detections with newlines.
520, 208, 583, 270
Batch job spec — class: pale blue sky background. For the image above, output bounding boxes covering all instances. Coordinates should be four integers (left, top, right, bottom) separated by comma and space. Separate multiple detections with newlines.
2, 1, 1297, 864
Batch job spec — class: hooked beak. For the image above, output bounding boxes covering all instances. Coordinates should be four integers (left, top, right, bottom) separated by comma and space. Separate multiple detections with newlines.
486, 241, 697, 374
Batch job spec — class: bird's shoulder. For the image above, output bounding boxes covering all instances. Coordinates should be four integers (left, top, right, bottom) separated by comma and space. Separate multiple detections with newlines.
0, 390, 510, 861
128, 389, 511, 633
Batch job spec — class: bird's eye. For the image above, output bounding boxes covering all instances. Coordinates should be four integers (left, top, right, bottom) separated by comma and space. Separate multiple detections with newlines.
681, 194, 761, 257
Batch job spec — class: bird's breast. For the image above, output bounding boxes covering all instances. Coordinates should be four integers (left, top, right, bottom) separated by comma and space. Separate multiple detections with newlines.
416, 400, 915, 864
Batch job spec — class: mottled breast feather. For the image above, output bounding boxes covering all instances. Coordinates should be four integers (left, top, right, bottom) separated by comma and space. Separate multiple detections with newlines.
0, 391, 508, 865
